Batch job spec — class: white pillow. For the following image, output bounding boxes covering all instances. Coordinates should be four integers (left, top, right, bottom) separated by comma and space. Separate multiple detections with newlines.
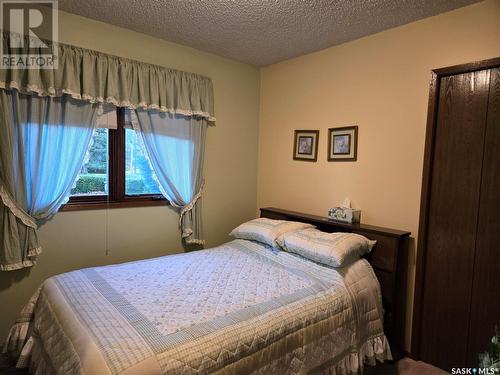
277, 228, 376, 267
230, 218, 315, 247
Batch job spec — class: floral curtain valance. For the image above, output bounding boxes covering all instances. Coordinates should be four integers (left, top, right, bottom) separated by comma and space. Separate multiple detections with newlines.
0, 32, 216, 123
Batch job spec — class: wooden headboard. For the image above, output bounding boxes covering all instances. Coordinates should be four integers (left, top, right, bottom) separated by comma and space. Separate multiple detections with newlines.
260, 207, 410, 358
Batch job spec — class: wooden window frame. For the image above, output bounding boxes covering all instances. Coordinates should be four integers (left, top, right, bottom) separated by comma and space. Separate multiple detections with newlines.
60, 108, 168, 211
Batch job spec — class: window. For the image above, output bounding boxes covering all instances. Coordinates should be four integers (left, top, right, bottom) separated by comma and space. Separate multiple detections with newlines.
62, 108, 167, 211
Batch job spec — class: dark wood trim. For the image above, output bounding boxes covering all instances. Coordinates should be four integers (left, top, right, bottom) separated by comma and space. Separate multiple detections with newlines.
61, 108, 169, 212
410, 57, 500, 359
293, 130, 319, 162
327, 125, 358, 162
433, 57, 500, 77
60, 198, 168, 211
66, 195, 108, 203
260, 207, 411, 358
410, 70, 440, 359
260, 207, 410, 237
112, 108, 125, 201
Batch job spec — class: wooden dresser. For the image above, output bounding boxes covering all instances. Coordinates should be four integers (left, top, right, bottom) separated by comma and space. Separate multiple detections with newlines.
260, 207, 411, 358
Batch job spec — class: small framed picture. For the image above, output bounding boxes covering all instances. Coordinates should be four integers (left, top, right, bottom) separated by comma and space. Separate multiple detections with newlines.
293, 130, 319, 162
328, 126, 358, 161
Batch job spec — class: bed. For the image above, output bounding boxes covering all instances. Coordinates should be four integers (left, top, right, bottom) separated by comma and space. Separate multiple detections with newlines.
3, 207, 410, 374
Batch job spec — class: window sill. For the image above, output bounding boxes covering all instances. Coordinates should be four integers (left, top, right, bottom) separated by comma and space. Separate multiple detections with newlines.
60, 197, 169, 211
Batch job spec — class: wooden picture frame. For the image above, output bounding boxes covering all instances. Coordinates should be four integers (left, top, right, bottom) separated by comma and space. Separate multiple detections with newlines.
293, 130, 319, 162
328, 126, 358, 161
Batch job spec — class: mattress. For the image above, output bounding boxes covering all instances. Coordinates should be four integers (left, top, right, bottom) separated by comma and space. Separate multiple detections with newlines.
3, 239, 391, 374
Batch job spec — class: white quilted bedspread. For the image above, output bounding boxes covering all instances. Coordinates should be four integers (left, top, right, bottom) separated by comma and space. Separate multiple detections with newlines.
4, 239, 391, 374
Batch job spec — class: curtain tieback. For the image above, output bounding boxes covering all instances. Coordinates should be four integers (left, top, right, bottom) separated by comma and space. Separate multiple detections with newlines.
0, 184, 38, 229
172, 180, 205, 235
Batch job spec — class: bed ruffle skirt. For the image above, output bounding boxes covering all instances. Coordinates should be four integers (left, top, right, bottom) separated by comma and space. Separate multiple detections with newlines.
319, 335, 392, 375
2, 319, 30, 355
25, 336, 56, 375
2, 288, 40, 358
4, 334, 55, 375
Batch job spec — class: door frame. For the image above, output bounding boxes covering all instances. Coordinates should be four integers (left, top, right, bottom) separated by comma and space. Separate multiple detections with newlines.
411, 57, 500, 358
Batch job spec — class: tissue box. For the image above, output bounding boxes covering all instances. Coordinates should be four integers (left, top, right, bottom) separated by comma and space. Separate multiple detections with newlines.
328, 207, 361, 224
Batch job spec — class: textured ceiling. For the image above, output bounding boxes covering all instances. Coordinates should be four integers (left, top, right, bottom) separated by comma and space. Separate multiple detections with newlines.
58, 0, 481, 66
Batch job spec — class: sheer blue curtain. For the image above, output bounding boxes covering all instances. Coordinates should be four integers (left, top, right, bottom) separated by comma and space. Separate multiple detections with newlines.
0, 90, 98, 270
132, 109, 207, 245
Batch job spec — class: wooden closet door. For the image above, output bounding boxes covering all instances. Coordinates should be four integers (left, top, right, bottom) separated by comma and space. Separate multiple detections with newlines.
420, 69, 490, 369
467, 67, 500, 364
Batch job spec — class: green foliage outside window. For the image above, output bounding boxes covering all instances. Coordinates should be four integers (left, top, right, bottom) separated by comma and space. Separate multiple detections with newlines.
71, 128, 108, 196
71, 174, 106, 195
70, 127, 161, 197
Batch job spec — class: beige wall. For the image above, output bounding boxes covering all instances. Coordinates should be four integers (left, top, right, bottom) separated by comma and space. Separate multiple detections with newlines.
2, 0, 499, 352
0, 11, 260, 338
258, 0, 500, 350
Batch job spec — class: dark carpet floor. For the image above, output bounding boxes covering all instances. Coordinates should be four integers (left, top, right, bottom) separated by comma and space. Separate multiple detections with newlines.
365, 357, 448, 374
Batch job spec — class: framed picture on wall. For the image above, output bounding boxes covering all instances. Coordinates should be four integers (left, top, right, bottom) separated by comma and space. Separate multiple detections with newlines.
328, 126, 358, 161
293, 130, 319, 162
